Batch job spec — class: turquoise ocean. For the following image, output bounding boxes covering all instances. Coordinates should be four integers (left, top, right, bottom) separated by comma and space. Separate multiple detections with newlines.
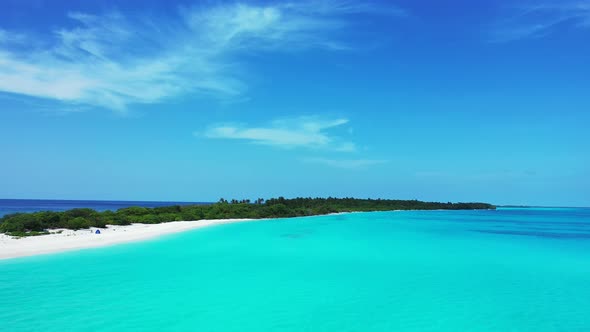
1, 207, 589, 331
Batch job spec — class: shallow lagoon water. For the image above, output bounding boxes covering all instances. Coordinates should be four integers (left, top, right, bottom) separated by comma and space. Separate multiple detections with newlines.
1, 208, 589, 331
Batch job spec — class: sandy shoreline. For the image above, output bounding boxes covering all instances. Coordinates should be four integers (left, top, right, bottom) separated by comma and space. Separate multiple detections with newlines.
0, 218, 255, 260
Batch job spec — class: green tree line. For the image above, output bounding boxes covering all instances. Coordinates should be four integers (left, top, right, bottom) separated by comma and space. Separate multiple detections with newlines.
0, 197, 495, 236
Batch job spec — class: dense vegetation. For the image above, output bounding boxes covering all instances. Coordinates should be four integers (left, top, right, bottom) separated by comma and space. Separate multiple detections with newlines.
0, 197, 495, 236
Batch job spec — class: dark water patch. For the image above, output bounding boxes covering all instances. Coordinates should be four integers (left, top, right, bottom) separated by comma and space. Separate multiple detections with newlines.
473, 229, 590, 239
399, 208, 590, 221
424, 217, 590, 229
484, 224, 567, 232
280, 229, 315, 239
484, 223, 590, 232
486, 220, 590, 227
333, 214, 350, 221
280, 233, 306, 239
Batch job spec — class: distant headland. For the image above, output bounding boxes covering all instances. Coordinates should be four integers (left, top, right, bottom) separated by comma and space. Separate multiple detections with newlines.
0, 197, 495, 237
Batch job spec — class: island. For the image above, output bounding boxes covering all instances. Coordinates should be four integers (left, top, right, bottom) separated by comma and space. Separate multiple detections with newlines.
0, 197, 495, 237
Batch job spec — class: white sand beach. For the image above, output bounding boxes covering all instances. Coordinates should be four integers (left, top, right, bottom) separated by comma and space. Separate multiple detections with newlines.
0, 218, 254, 260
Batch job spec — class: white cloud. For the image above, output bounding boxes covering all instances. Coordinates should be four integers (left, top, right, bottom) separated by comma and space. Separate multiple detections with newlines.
283, 0, 407, 17
491, 1, 590, 42
303, 157, 387, 169
0, 1, 403, 111
203, 116, 355, 151
0, 29, 26, 44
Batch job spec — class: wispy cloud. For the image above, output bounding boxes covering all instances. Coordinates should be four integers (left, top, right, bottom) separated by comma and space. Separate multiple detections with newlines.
0, 1, 404, 111
0, 29, 8, 43
0, 29, 26, 45
303, 157, 387, 169
491, 1, 590, 42
282, 0, 407, 17
203, 116, 355, 152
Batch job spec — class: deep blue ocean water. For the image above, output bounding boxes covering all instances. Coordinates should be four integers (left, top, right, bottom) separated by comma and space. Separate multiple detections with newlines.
0, 199, 207, 217
1, 207, 589, 331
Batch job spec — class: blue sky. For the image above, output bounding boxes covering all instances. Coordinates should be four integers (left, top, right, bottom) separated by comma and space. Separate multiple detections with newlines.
0, 0, 589, 206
